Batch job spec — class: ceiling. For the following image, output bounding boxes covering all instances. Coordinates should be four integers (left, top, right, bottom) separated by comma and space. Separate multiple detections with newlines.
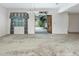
66, 4, 79, 13
0, 3, 78, 13
0, 3, 69, 9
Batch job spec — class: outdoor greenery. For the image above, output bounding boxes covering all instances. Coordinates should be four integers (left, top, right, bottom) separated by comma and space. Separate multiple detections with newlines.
35, 15, 47, 27
39, 20, 44, 27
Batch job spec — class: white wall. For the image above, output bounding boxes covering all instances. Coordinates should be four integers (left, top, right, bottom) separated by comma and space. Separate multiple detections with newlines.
0, 6, 8, 37
28, 12, 35, 34
53, 13, 69, 34
8, 9, 69, 34
68, 13, 79, 32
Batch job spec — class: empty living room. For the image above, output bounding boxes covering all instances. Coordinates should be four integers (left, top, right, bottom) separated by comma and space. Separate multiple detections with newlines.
0, 0, 79, 58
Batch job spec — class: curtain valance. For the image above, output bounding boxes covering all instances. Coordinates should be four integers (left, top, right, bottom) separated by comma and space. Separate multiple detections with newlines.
10, 12, 29, 19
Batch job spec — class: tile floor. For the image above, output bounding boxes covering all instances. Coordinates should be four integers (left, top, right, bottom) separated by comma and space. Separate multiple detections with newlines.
0, 34, 79, 56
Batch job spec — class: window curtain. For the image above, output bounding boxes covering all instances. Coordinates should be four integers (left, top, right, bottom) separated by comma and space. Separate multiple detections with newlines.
10, 12, 29, 34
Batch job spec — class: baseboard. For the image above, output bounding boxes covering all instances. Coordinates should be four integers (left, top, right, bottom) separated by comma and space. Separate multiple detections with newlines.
68, 32, 79, 34
0, 34, 8, 38
52, 32, 68, 34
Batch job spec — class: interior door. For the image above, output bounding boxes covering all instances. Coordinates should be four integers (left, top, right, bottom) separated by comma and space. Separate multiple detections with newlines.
47, 15, 52, 33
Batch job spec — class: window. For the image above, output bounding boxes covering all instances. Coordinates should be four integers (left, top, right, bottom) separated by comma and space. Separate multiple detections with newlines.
13, 16, 25, 27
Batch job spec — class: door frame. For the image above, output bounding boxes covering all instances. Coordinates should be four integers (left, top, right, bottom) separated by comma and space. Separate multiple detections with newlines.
34, 14, 53, 34
47, 15, 53, 34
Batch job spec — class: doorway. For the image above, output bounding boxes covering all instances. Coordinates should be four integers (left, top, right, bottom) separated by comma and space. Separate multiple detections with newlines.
35, 13, 52, 34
